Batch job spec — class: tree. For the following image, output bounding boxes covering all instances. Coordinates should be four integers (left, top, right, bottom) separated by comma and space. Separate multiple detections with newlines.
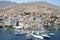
42, 13, 46, 15
24, 12, 31, 15
5, 25, 13, 29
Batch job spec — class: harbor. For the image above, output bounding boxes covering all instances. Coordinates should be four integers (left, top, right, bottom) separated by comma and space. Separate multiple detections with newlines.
0, 0, 60, 40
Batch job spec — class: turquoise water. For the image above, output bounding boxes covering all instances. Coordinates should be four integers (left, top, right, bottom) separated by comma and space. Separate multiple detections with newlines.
0, 29, 60, 40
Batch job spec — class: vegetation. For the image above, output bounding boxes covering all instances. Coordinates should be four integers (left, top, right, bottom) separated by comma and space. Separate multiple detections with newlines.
0, 19, 3, 21
16, 21, 19, 26
24, 12, 31, 15
50, 15, 57, 19
5, 25, 13, 29
47, 15, 57, 24
42, 13, 46, 15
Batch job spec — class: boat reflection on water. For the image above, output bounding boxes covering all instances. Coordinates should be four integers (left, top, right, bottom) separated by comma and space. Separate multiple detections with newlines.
15, 29, 27, 36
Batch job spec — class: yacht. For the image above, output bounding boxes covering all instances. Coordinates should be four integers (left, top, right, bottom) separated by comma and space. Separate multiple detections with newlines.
32, 34, 43, 40
32, 31, 44, 40
41, 33, 50, 38
40, 31, 55, 38
25, 31, 43, 40
44, 30, 55, 36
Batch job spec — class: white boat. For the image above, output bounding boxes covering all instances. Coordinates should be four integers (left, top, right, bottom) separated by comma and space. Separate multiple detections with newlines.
40, 31, 55, 38
26, 33, 32, 40
15, 28, 27, 36
41, 34, 50, 38
25, 31, 44, 40
44, 30, 55, 36
32, 31, 44, 40
49, 33, 55, 36
33, 30, 50, 38
32, 34, 43, 40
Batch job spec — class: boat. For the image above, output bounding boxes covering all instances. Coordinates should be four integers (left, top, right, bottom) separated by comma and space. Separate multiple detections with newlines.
41, 34, 50, 38
49, 33, 55, 36
44, 30, 55, 36
32, 34, 43, 40
32, 31, 44, 40
15, 28, 27, 36
26, 33, 33, 40
40, 30, 55, 38
25, 31, 44, 40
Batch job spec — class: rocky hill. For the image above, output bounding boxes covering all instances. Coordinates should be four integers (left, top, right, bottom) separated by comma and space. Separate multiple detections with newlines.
0, 1, 17, 8
0, 1, 60, 15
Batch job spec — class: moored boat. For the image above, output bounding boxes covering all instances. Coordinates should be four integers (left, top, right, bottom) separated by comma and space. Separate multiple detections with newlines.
32, 34, 43, 40
49, 33, 55, 36
32, 31, 44, 40
41, 34, 50, 38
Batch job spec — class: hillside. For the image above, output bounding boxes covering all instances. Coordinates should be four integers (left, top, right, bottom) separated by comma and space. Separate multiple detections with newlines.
0, 1, 60, 15
0, 1, 17, 8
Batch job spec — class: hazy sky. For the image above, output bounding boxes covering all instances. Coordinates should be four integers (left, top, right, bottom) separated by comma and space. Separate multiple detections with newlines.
0, 0, 60, 7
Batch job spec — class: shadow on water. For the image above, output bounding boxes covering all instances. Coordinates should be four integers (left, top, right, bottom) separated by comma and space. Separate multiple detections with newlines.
44, 38, 50, 40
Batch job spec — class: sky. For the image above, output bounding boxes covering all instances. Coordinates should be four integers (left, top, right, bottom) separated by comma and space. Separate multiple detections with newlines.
0, 0, 60, 7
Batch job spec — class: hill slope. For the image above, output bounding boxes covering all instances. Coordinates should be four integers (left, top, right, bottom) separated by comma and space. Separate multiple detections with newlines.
0, 1, 17, 8
0, 1, 60, 14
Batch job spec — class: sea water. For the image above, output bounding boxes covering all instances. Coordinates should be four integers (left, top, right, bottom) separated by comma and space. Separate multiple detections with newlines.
0, 29, 60, 40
